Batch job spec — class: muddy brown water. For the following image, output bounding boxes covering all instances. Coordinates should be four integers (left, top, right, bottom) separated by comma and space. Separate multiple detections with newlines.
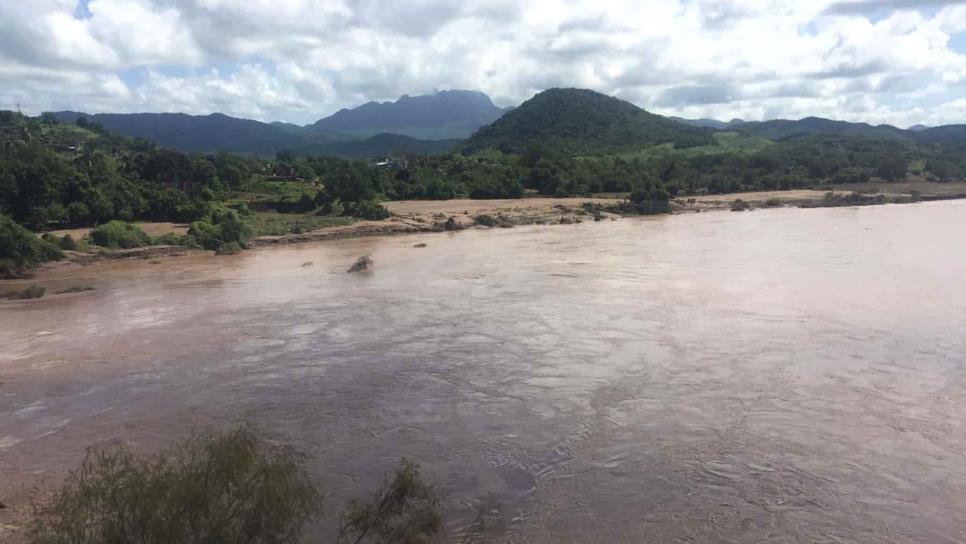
2, 201, 966, 542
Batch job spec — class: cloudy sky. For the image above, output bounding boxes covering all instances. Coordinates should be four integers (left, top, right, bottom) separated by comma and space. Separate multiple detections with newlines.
3, 0, 966, 127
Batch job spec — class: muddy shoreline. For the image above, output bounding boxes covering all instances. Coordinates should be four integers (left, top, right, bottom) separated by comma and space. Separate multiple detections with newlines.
4, 187, 965, 292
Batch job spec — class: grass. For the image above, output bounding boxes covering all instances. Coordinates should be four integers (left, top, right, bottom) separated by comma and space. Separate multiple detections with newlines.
250, 212, 354, 237
239, 178, 319, 197
828, 180, 966, 196
602, 131, 774, 161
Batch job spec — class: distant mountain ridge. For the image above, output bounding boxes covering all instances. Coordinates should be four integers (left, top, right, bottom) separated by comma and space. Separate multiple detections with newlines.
49, 88, 966, 158
51, 111, 310, 154
311, 90, 509, 139
670, 116, 960, 144
669, 117, 746, 130
49, 90, 509, 157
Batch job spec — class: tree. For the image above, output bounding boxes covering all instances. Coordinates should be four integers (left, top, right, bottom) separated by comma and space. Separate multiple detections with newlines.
0, 213, 62, 278
28, 426, 320, 544
338, 459, 442, 544
276, 149, 295, 165
219, 163, 246, 188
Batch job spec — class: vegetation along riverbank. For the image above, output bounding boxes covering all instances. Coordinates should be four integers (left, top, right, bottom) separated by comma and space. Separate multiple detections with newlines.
6, 88, 966, 285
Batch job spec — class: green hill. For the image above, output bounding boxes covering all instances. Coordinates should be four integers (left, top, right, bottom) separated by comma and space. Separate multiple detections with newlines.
735, 117, 910, 142
460, 88, 714, 155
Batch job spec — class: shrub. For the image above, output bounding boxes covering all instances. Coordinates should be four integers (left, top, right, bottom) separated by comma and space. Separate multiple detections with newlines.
28, 425, 320, 544
348, 200, 390, 220
319, 198, 345, 217
473, 214, 512, 228
0, 214, 63, 278
277, 193, 318, 214
731, 199, 751, 212
337, 459, 442, 544
90, 221, 151, 249
215, 210, 254, 245
474, 214, 498, 227
66, 202, 92, 225
215, 241, 242, 255
0, 285, 47, 300
152, 233, 200, 248
189, 220, 222, 250
41, 232, 77, 251
622, 183, 671, 215
59, 234, 78, 251
189, 209, 253, 251
41, 233, 78, 251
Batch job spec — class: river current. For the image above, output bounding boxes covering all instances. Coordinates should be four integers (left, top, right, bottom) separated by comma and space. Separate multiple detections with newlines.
2, 201, 966, 542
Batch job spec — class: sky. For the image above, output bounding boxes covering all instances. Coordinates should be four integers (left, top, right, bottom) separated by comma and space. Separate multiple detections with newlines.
3, 0, 966, 127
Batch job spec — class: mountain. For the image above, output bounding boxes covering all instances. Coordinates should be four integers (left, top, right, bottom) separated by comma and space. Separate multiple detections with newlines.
734, 117, 910, 142
292, 133, 460, 157
911, 125, 966, 145
310, 90, 508, 139
50, 111, 307, 154
670, 116, 966, 146
48, 111, 458, 158
670, 117, 746, 130
461, 88, 714, 155
48, 90, 508, 156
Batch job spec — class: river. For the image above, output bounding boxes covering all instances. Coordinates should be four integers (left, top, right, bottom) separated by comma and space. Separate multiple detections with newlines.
2, 201, 966, 542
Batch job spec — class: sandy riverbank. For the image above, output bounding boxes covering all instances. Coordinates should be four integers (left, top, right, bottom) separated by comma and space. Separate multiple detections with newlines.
45, 221, 190, 240
6, 184, 965, 292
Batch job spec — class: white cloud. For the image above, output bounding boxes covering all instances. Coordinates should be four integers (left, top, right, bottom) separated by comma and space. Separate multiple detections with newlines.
1, 0, 966, 127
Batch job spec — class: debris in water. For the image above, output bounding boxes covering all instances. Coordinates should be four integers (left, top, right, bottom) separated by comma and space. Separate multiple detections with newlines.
56, 286, 96, 295
0, 285, 46, 300
347, 256, 372, 273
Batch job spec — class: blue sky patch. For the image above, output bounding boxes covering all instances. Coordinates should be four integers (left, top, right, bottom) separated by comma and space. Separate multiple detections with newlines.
949, 32, 966, 54
73, 0, 92, 20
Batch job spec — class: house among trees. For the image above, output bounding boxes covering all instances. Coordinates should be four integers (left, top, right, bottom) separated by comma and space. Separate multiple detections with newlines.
372, 157, 406, 170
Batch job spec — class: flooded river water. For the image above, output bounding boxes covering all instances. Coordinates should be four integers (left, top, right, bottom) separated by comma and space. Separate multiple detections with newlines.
2, 201, 966, 542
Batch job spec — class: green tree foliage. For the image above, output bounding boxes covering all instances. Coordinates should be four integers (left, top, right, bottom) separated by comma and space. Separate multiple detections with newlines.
90, 221, 151, 249
28, 427, 446, 544
4, 104, 966, 247
622, 179, 671, 214
345, 200, 391, 220
0, 213, 63, 277
189, 204, 255, 250
0, 112, 256, 231
28, 426, 320, 544
337, 459, 443, 544
461, 88, 714, 155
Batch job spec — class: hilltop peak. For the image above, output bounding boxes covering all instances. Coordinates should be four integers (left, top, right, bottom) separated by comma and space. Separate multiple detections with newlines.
461, 87, 713, 155
310, 90, 506, 139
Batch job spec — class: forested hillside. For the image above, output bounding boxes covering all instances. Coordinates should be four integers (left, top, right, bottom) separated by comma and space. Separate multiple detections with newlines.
461, 88, 714, 155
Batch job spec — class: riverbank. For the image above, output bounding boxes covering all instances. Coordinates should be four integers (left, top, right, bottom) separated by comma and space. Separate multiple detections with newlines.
4, 183, 966, 294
